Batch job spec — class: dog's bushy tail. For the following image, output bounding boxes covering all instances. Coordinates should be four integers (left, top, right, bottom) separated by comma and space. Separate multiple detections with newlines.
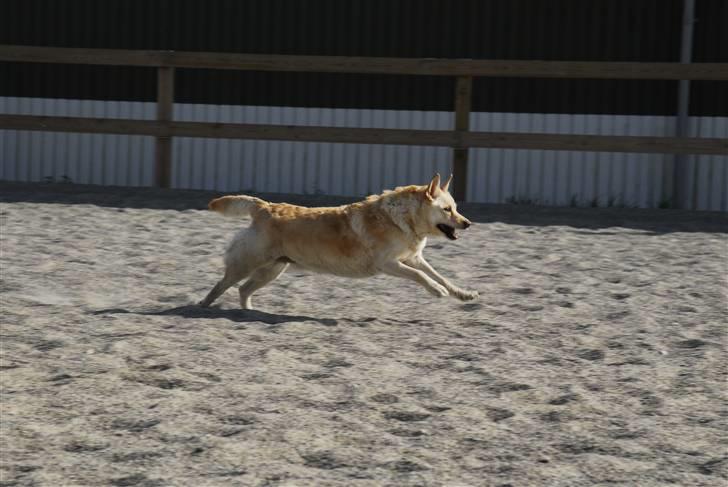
208, 195, 267, 218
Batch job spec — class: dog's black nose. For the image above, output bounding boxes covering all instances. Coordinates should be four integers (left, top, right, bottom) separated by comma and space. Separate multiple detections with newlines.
462, 220, 471, 229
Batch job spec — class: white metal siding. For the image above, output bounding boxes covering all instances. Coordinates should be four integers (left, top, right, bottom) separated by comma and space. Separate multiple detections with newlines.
0, 97, 155, 187
2, 97, 726, 211
687, 117, 728, 211
468, 113, 678, 208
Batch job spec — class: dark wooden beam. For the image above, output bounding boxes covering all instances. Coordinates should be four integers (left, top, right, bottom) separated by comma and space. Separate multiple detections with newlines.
1, 45, 727, 80
2, 115, 726, 155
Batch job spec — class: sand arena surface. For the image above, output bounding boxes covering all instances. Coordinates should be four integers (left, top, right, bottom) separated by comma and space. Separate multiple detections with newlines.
1, 182, 726, 487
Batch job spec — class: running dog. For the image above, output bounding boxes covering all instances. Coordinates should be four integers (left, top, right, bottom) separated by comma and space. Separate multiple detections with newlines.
200, 174, 478, 310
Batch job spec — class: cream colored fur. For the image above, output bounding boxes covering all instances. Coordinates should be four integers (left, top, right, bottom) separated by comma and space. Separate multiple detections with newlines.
199, 174, 478, 310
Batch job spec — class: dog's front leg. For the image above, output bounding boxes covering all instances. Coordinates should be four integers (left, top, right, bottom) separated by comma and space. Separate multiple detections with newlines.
405, 255, 479, 301
379, 261, 449, 298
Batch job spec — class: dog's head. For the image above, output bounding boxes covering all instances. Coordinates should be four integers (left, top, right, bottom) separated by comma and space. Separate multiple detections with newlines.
422, 173, 472, 240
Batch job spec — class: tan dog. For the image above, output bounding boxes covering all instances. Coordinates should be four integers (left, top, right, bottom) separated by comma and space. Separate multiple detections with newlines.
200, 174, 478, 310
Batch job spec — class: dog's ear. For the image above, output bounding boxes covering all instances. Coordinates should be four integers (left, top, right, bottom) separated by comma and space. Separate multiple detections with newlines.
426, 173, 441, 200
441, 173, 453, 193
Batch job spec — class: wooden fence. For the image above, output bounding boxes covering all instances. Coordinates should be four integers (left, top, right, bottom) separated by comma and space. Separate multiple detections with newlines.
1, 45, 727, 200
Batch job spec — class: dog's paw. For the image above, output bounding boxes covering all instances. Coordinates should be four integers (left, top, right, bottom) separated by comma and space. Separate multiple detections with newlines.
429, 283, 450, 298
453, 288, 479, 301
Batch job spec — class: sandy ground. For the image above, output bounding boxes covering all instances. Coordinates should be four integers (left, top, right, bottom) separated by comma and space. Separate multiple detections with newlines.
1, 182, 727, 487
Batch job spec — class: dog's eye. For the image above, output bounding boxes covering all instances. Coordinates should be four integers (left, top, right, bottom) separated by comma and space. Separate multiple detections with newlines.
443, 206, 452, 212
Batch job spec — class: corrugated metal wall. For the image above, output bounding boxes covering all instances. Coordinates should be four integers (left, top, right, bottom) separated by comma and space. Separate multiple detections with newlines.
2, 97, 726, 211
2, 0, 726, 117
0, 98, 155, 186
1, 1, 726, 210
469, 114, 727, 209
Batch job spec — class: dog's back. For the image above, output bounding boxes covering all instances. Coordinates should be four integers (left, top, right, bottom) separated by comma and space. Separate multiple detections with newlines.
208, 193, 417, 277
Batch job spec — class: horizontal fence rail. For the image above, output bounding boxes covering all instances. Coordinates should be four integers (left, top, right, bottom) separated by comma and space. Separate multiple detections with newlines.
2, 45, 728, 80
1, 44, 727, 198
2, 114, 727, 156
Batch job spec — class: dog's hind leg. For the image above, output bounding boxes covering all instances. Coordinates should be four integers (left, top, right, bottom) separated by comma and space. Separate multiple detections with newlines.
199, 227, 274, 308
238, 261, 289, 310
199, 270, 243, 308
199, 256, 271, 308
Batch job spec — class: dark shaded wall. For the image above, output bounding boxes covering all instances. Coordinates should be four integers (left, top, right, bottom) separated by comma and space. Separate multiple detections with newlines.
1, 0, 726, 115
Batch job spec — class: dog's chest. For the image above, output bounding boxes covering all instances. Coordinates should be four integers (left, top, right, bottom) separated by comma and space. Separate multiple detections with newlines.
393, 237, 427, 261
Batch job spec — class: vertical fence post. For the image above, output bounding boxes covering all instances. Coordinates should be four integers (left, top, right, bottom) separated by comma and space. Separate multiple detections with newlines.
452, 76, 472, 201
155, 66, 174, 188
672, 0, 695, 209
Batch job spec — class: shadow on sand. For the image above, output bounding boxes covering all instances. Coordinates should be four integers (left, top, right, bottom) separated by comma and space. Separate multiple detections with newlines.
92, 305, 338, 327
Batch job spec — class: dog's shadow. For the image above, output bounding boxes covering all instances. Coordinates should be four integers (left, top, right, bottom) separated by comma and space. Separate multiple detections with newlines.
92, 305, 338, 327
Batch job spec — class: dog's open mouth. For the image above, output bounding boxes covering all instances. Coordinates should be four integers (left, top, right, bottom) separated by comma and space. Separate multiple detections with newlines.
437, 224, 458, 240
